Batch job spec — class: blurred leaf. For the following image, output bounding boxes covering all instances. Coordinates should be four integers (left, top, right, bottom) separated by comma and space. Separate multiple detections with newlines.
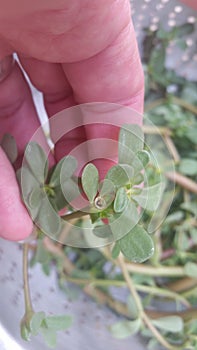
164, 211, 184, 225
175, 23, 194, 38
29, 187, 43, 209
184, 262, 197, 278
132, 182, 165, 211
24, 142, 48, 183
109, 318, 141, 339
109, 201, 139, 240
152, 316, 183, 333
186, 126, 197, 145
119, 224, 154, 263
30, 312, 45, 336
111, 242, 121, 259
62, 177, 81, 204
119, 124, 144, 163
189, 228, 197, 244
106, 164, 133, 187
114, 187, 129, 213
50, 156, 77, 187
40, 327, 57, 348
44, 315, 72, 331
127, 295, 139, 319
132, 173, 144, 185
1, 133, 18, 163
93, 224, 113, 239
181, 202, 197, 217
20, 323, 31, 341
81, 164, 99, 203
179, 158, 197, 176
99, 179, 115, 206
50, 186, 67, 211
36, 196, 62, 236
137, 150, 150, 168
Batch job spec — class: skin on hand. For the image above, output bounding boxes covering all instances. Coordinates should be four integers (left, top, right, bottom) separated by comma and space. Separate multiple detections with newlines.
0, 0, 144, 240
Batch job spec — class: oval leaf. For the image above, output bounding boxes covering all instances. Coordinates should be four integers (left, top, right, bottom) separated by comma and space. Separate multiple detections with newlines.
36, 196, 62, 236
118, 124, 144, 164
24, 142, 48, 183
132, 182, 165, 211
137, 150, 150, 168
44, 315, 72, 331
93, 225, 113, 239
109, 200, 139, 240
119, 224, 154, 263
109, 318, 141, 339
106, 164, 133, 188
81, 163, 99, 203
152, 316, 183, 333
30, 312, 45, 336
50, 155, 77, 187
114, 187, 128, 213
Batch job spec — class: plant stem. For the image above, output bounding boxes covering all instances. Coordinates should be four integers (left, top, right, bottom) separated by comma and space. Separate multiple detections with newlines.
125, 263, 185, 277
61, 210, 89, 221
165, 171, 197, 194
23, 243, 33, 314
118, 255, 143, 315
117, 255, 182, 350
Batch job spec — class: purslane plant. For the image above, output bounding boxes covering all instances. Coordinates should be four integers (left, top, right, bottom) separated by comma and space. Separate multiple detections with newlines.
1, 123, 164, 347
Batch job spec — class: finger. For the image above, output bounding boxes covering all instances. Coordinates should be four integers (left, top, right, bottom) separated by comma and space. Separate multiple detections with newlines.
0, 58, 51, 240
0, 59, 50, 157
19, 57, 87, 162
0, 147, 33, 240
63, 15, 144, 178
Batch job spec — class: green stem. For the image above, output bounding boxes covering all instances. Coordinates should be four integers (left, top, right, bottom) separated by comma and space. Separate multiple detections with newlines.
125, 263, 185, 277
23, 243, 33, 314
61, 210, 90, 221
65, 276, 189, 307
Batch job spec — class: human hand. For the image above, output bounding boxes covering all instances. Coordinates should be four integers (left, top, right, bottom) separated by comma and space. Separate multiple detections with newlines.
179, 0, 197, 10
0, 0, 144, 240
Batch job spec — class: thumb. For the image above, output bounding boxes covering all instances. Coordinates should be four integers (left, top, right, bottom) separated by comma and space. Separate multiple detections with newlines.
0, 147, 33, 241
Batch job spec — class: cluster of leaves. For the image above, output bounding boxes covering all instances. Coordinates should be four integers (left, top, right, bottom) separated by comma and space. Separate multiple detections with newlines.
11, 123, 163, 264
21, 311, 72, 348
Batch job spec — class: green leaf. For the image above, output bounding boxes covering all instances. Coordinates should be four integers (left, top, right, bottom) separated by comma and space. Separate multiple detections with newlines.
127, 295, 139, 319
184, 262, 197, 278
132, 182, 165, 211
106, 164, 133, 187
50, 185, 68, 211
137, 150, 150, 168
1, 133, 18, 163
189, 228, 197, 244
119, 225, 154, 263
44, 315, 72, 331
179, 158, 197, 176
181, 202, 197, 217
114, 187, 129, 213
81, 164, 99, 203
186, 126, 197, 144
109, 318, 141, 339
111, 242, 121, 259
29, 187, 43, 209
132, 173, 144, 185
109, 200, 139, 240
36, 196, 62, 236
98, 179, 115, 207
50, 156, 77, 187
93, 224, 113, 239
18, 166, 41, 219
20, 322, 31, 341
152, 316, 183, 333
40, 327, 57, 348
24, 142, 48, 183
30, 312, 45, 336
118, 124, 144, 164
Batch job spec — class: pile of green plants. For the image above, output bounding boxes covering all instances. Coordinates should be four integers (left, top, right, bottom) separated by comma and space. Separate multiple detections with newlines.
1, 23, 197, 349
